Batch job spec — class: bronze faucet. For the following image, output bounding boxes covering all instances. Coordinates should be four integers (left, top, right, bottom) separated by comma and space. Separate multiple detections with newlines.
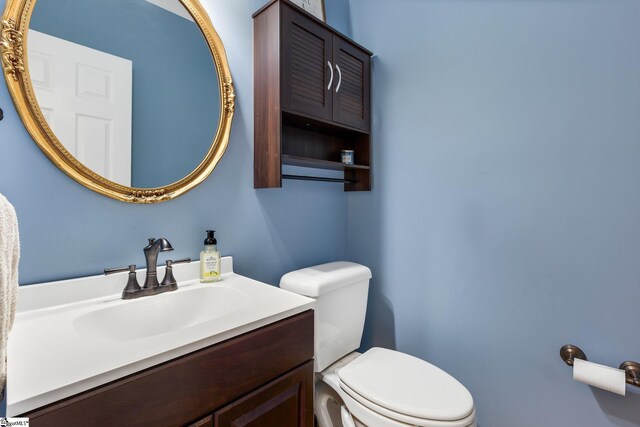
105, 238, 190, 299
143, 238, 174, 290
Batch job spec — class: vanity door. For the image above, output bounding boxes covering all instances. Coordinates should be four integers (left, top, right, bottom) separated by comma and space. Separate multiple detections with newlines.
214, 362, 314, 427
281, 6, 333, 121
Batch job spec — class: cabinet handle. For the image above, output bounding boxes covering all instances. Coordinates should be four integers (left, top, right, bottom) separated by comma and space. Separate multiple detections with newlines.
335, 64, 342, 93
327, 61, 334, 91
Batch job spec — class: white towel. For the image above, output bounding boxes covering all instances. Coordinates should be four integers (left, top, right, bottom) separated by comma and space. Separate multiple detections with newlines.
0, 194, 19, 401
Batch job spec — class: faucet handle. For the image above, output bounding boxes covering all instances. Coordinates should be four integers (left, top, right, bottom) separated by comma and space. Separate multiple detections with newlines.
123, 265, 141, 299
105, 265, 142, 300
160, 258, 191, 289
104, 265, 133, 275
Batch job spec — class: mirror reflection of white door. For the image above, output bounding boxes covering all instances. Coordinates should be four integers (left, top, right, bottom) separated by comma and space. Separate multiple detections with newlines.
28, 30, 133, 186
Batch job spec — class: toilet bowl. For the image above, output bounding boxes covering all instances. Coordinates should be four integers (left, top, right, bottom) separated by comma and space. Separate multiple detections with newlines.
280, 262, 476, 427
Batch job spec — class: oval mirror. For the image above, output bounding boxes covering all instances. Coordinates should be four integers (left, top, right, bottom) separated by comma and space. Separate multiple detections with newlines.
1, 0, 235, 203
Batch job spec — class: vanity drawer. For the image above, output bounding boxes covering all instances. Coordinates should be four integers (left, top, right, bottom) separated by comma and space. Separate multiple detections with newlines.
23, 310, 314, 427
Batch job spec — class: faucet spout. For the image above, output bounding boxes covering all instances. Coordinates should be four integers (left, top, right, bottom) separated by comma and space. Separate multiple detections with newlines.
143, 238, 174, 290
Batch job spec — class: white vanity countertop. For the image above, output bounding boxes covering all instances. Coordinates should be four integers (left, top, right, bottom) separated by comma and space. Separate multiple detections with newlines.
7, 257, 315, 416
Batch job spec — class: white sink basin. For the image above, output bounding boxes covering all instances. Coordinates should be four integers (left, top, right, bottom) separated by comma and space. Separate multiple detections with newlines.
7, 257, 315, 416
73, 286, 250, 342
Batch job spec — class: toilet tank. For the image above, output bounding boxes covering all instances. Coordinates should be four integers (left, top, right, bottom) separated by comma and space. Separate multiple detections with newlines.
280, 262, 372, 372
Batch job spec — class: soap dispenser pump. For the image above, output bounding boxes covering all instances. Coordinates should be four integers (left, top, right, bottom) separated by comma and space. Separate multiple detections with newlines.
200, 230, 221, 283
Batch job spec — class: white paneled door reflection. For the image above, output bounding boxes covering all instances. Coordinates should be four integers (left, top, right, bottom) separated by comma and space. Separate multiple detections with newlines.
28, 30, 133, 186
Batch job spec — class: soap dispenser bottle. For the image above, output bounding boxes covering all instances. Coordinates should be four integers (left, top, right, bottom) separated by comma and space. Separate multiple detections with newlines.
200, 230, 221, 283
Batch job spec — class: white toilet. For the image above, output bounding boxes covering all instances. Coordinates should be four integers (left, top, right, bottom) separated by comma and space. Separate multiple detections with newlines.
280, 262, 477, 427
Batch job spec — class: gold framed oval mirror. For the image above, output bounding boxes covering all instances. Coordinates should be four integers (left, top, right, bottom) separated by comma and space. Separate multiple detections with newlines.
1, 0, 235, 203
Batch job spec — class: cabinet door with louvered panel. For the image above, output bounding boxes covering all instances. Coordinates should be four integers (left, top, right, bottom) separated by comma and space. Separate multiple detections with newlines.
282, 6, 333, 121
332, 37, 371, 132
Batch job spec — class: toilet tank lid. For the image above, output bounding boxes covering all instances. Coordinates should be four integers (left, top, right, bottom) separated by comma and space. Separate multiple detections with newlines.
280, 262, 372, 297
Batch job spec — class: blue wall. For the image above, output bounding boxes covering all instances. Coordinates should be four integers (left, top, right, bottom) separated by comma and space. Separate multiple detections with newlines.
347, 0, 640, 426
30, 0, 219, 188
0, 0, 351, 415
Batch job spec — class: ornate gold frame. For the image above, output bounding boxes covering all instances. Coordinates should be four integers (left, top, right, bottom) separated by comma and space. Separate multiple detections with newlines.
1, 0, 235, 203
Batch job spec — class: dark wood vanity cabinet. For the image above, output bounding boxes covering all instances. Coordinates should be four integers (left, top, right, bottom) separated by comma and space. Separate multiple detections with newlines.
254, 0, 373, 191
22, 311, 314, 427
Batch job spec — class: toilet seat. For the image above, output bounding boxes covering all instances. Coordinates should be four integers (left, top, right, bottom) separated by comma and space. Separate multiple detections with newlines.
339, 381, 476, 427
336, 348, 475, 427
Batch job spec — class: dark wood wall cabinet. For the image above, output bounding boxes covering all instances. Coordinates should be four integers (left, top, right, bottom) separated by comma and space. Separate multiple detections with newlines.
254, 0, 373, 191
22, 311, 314, 427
